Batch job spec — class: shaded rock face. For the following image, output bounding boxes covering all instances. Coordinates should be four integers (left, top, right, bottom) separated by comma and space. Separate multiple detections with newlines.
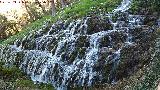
115, 27, 156, 80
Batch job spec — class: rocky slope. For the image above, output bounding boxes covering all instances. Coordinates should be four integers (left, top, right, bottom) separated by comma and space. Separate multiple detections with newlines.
0, 0, 159, 90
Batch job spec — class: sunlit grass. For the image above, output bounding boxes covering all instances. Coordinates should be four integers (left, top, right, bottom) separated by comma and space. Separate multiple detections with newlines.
1, 0, 121, 45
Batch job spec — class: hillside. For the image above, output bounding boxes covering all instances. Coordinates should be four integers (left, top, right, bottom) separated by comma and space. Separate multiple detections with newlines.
0, 0, 160, 90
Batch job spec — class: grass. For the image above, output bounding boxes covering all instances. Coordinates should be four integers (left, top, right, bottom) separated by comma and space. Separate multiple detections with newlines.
0, 62, 55, 90
0, 0, 121, 45
15, 80, 54, 90
129, 31, 160, 90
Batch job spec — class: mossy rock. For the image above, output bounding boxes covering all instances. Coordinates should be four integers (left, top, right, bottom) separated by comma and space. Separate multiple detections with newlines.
75, 35, 90, 47
21, 38, 36, 50
99, 36, 111, 47
0, 64, 25, 81
14, 79, 55, 90
68, 50, 78, 63
86, 16, 112, 34
78, 47, 86, 59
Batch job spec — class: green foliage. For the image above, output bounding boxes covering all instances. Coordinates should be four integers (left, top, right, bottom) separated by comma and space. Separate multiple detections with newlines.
0, 66, 23, 80
0, 1, 47, 41
1, 0, 121, 45
15, 80, 55, 90
0, 14, 19, 40
0, 61, 55, 90
129, 0, 140, 14
0, 15, 54, 45
25, 2, 44, 22
130, 0, 160, 14
0, 15, 7, 23
0, 62, 24, 81
130, 56, 160, 90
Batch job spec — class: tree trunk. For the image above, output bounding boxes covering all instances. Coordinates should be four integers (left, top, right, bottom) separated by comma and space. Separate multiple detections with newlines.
51, 0, 56, 16
22, 0, 35, 21
60, 0, 66, 8
35, 0, 46, 13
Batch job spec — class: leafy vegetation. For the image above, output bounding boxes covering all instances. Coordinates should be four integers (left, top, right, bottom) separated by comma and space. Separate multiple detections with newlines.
130, 0, 160, 15
0, 14, 20, 40
128, 1, 160, 89
129, 29, 160, 90
0, 61, 55, 90
0, 15, 53, 45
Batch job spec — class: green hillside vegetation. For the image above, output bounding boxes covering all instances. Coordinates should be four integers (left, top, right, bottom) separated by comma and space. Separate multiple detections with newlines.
0, 0, 121, 45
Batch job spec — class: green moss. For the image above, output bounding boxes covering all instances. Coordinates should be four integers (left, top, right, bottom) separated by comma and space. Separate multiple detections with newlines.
77, 47, 86, 59
69, 50, 78, 63
117, 29, 158, 90
76, 36, 89, 47
0, 64, 25, 81
130, 0, 160, 14
0, 62, 55, 90
15, 79, 55, 90
39, 83, 55, 90
130, 51, 160, 90
15, 80, 37, 88
100, 36, 110, 47
129, 0, 140, 14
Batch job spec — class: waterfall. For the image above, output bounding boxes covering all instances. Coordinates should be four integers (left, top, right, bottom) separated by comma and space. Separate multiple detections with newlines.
17, 0, 133, 88
19, 0, 134, 88
0, 0, 156, 90
113, 0, 132, 12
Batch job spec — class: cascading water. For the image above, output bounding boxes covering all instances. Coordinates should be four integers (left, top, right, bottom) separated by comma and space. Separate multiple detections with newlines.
113, 0, 132, 12
0, 0, 157, 89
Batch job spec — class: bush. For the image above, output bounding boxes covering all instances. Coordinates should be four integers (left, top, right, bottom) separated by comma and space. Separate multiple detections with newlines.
0, 14, 19, 40
130, 0, 160, 15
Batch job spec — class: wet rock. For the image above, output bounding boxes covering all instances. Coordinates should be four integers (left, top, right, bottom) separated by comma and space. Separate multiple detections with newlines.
87, 16, 112, 34
114, 27, 157, 81
112, 12, 129, 23
144, 16, 158, 26
99, 36, 111, 47
78, 47, 86, 59
75, 36, 90, 47
22, 39, 36, 50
